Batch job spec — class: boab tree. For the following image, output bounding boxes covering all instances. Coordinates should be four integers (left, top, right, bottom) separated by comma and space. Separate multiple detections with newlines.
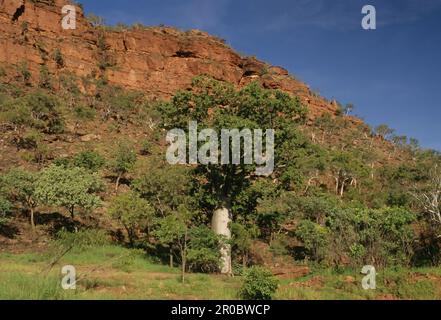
159, 77, 307, 274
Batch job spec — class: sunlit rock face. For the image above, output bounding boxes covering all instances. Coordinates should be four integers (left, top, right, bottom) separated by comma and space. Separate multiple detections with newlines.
0, 0, 339, 118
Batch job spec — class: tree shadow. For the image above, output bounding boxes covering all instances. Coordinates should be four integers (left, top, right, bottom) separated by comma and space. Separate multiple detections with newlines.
103, 174, 131, 190
288, 246, 309, 261
109, 229, 125, 244
36, 212, 86, 236
0, 223, 20, 239
411, 230, 441, 267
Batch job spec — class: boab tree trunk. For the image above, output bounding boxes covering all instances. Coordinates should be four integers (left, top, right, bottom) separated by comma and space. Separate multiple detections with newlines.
212, 205, 232, 275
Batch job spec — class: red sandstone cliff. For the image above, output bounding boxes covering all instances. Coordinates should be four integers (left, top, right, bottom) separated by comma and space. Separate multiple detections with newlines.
0, 0, 338, 117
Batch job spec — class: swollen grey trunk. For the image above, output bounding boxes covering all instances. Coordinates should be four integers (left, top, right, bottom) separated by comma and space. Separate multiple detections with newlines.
212, 206, 232, 275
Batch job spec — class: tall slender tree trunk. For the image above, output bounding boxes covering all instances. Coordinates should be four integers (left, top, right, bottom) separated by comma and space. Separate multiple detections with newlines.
212, 202, 232, 275
181, 256, 186, 284
30, 207, 35, 231
181, 255, 186, 283
340, 181, 346, 197
181, 229, 188, 283
169, 248, 173, 268
124, 226, 134, 247
115, 173, 122, 192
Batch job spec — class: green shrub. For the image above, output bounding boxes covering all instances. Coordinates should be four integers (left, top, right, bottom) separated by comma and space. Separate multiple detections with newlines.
140, 139, 152, 155
13, 130, 52, 164
59, 74, 81, 95
132, 156, 192, 216
55, 229, 109, 252
108, 191, 154, 246
108, 141, 137, 191
17, 62, 31, 85
107, 90, 142, 113
240, 266, 279, 300
39, 65, 52, 89
20, 21, 29, 33
295, 220, 328, 262
187, 226, 221, 273
53, 49, 64, 68
269, 234, 290, 256
25, 92, 64, 133
2, 92, 66, 133
230, 222, 259, 268
95, 32, 115, 71
0, 99, 32, 126
14, 129, 42, 150
32, 142, 52, 164
0, 197, 12, 226
349, 243, 366, 263
54, 151, 105, 172
72, 151, 105, 172
74, 105, 96, 120
326, 207, 415, 267
53, 157, 71, 168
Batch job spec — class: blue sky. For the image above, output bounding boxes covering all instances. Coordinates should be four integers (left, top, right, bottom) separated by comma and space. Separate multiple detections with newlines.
79, 0, 441, 151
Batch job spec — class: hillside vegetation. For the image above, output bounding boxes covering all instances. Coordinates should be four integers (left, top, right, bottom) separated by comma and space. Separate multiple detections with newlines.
0, 1, 441, 300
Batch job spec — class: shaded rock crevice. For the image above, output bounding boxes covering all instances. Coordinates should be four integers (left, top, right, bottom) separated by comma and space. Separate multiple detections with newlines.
173, 50, 197, 58
11, 3, 25, 22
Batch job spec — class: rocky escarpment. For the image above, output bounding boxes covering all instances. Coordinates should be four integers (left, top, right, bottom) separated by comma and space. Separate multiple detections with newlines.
0, 0, 338, 117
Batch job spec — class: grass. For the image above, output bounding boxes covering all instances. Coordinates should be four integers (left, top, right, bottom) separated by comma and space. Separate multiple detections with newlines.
275, 266, 441, 300
0, 245, 239, 300
0, 245, 440, 300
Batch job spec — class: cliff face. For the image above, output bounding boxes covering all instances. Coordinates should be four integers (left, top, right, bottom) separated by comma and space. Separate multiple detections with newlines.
0, 0, 338, 117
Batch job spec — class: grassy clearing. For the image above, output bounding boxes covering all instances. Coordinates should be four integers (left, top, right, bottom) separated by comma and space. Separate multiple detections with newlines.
0, 245, 440, 300
0, 245, 240, 300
